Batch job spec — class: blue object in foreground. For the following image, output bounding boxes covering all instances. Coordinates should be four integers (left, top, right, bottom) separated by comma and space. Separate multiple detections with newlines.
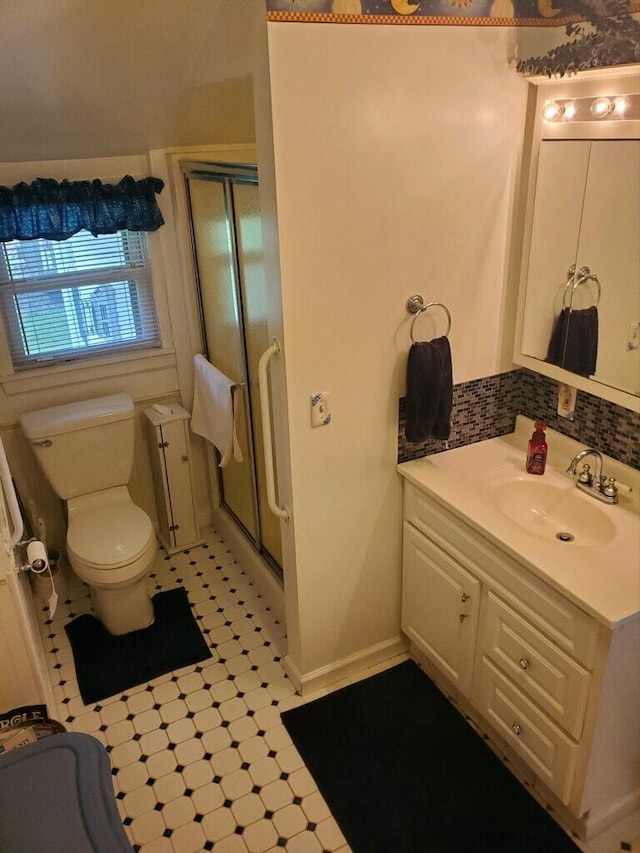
0, 732, 133, 852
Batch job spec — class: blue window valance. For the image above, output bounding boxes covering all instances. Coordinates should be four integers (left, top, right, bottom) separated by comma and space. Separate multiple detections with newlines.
0, 175, 165, 242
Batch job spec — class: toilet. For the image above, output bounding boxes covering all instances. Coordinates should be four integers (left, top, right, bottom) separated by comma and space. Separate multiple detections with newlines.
20, 394, 156, 635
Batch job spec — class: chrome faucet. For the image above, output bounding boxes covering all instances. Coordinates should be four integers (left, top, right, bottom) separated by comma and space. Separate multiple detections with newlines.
566, 448, 618, 504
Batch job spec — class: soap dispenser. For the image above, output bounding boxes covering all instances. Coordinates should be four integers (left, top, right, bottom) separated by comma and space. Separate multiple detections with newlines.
526, 422, 547, 475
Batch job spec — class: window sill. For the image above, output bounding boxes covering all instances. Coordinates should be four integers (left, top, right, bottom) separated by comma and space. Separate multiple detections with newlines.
1, 347, 177, 396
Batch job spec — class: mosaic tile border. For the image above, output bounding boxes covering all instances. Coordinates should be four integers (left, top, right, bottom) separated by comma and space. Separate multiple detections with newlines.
519, 369, 640, 471
398, 369, 520, 463
399, 368, 639, 470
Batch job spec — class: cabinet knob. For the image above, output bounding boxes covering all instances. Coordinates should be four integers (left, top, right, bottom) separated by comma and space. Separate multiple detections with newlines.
511, 723, 522, 736
459, 614, 468, 623
519, 658, 529, 670
461, 593, 470, 603
181, 454, 189, 462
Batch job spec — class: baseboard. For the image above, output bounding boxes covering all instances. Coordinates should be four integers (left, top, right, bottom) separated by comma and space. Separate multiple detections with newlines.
284, 635, 409, 696
581, 789, 640, 841
210, 507, 286, 627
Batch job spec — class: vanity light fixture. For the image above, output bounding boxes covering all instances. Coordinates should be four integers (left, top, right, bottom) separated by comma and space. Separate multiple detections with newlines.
542, 94, 639, 123
590, 96, 615, 118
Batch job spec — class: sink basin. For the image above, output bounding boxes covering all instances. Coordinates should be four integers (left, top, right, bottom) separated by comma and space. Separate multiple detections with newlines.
485, 477, 617, 547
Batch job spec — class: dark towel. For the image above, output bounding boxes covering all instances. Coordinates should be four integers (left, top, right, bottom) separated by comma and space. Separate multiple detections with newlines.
546, 307, 598, 377
405, 336, 453, 442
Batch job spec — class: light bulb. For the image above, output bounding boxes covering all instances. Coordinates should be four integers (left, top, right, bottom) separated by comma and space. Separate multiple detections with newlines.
542, 101, 565, 122
590, 97, 614, 118
563, 102, 577, 120
614, 96, 630, 116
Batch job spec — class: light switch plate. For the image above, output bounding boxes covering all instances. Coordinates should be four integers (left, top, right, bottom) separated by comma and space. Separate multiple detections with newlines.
310, 393, 331, 427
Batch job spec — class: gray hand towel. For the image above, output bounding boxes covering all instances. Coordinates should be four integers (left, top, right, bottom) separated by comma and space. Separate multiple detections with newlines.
405, 337, 453, 443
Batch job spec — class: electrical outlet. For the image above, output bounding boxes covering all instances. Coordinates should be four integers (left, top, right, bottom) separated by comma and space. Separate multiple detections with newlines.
557, 383, 577, 420
310, 393, 331, 428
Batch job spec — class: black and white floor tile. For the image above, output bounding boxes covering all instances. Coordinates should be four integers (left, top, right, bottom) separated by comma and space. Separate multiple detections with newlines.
37, 528, 638, 853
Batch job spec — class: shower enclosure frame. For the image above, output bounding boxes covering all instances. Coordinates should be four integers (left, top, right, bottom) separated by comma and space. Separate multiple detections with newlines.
182, 161, 283, 581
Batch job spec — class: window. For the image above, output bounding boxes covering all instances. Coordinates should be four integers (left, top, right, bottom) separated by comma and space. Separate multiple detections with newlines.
0, 229, 160, 369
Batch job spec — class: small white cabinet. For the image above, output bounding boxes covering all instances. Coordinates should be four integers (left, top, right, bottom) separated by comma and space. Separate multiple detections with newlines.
400, 476, 639, 841
143, 405, 201, 554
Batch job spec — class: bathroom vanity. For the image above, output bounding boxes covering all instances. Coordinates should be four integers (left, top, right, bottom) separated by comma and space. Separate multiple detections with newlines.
398, 417, 640, 841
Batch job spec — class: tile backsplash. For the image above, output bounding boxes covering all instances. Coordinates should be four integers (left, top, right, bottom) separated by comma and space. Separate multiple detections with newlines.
399, 368, 639, 470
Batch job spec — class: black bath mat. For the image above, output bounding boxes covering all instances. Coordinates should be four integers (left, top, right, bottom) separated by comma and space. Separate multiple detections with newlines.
282, 660, 580, 853
65, 587, 212, 705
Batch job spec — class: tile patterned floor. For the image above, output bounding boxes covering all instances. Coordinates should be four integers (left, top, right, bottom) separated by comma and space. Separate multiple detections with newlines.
39, 529, 352, 853
36, 527, 639, 853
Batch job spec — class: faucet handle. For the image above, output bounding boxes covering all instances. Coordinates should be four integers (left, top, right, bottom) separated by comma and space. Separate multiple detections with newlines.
603, 477, 618, 499
578, 463, 593, 485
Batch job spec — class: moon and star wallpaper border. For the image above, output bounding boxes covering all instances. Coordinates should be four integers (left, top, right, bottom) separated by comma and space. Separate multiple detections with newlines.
266, 0, 640, 27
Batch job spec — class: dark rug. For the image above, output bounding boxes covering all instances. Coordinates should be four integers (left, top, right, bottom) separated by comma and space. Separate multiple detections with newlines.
282, 660, 580, 853
65, 587, 212, 705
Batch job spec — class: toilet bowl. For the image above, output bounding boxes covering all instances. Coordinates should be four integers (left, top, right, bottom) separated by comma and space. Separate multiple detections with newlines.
20, 394, 156, 636
67, 487, 156, 635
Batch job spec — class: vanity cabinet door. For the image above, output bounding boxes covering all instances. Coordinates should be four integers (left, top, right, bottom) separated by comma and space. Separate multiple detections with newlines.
402, 523, 480, 696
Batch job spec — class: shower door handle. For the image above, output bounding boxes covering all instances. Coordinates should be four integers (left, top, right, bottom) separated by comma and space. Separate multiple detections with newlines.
258, 338, 290, 521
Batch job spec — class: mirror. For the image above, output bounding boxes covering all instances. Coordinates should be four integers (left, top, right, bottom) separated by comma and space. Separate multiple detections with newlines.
516, 137, 640, 403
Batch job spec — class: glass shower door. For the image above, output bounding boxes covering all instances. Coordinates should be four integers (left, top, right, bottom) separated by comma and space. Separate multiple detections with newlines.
184, 165, 282, 575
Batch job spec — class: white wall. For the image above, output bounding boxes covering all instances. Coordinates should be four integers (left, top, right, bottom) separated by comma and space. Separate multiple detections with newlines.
0, 0, 258, 163
265, 22, 529, 686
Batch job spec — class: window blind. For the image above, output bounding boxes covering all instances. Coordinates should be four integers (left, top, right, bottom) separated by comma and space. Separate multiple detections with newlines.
0, 230, 160, 369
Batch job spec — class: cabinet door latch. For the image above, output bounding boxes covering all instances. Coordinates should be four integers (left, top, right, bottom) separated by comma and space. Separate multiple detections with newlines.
158, 441, 169, 448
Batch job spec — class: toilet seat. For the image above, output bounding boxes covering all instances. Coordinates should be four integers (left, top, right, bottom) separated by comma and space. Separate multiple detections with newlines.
68, 502, 154, 570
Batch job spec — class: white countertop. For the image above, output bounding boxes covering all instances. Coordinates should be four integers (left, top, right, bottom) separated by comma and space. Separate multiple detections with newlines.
398, 416, 640, 629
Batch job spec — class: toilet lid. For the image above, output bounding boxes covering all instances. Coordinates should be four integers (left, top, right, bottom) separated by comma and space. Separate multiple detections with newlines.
67, 503, 153, 568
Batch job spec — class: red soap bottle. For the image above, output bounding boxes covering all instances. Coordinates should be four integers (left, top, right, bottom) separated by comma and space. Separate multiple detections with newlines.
526, 422, 547, 475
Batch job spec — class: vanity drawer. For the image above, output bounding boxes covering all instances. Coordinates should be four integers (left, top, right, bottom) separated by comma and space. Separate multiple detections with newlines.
476, 657, 578, 805
478, 592, 591, 740
404, 484, 599, 669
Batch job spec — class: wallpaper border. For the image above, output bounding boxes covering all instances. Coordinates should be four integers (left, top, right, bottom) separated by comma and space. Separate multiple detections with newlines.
266, 12, 579, 26
267, 2, 640, 26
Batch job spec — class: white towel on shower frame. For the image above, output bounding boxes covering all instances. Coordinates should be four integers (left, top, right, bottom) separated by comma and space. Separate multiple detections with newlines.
191, 354, 243, 468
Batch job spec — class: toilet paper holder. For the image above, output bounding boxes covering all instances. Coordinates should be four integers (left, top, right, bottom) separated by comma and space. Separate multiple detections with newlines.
17, 539, 49, 575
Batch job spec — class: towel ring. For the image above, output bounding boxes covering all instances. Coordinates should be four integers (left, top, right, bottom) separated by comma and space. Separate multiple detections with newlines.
562, 265, 601, 309
408, 298, 452, 343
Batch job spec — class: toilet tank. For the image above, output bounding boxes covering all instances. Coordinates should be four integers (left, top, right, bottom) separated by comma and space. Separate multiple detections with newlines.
20, 394, 137, 501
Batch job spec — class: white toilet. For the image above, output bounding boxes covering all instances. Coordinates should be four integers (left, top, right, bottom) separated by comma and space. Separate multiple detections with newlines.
20, 394, 156, 635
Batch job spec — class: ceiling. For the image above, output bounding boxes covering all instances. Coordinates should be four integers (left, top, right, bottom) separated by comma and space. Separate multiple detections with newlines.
0, 0, 263, 164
